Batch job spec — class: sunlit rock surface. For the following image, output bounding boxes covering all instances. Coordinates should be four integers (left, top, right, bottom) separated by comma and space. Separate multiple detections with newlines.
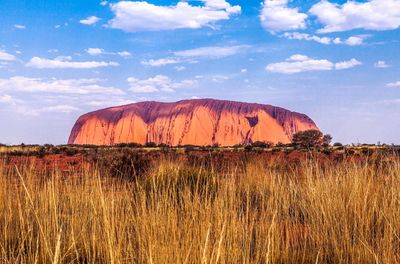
68, 99, 318, 146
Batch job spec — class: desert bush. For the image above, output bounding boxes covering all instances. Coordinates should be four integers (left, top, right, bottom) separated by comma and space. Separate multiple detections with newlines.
145, 142, 157, 148
114, 142, 142, 148
244, 145, 253, 151
321, 148, 333, 155
272, 147, 281, 153
158, 143, 170, 149
251, 141, 273, 148
37, 146, 46, 158
64, 147, 78, 156
51, 147, 61, 154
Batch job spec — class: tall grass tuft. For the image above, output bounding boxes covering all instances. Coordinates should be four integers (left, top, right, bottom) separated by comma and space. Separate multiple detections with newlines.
0, 156, 399, 263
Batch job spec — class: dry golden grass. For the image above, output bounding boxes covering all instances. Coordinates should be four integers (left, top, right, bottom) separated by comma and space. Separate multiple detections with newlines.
0, 156, 400, 263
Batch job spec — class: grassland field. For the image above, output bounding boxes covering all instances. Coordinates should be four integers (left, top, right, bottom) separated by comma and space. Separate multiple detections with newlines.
0, 144, 399, 263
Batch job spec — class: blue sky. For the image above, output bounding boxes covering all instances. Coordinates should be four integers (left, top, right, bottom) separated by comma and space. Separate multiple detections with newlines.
0, 0, 399, 145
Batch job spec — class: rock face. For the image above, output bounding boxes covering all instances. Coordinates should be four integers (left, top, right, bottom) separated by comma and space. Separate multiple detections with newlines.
68, 99, 318, 146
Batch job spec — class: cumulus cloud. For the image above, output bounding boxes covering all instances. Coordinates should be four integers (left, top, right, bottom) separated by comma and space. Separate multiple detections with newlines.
80, 16, 101, 25
141, 58, 180, 67
26, 56, 119, 69
260, 0, 308, 33
128, 75, 197, 93
0, 50, 16, 61
0, 76, 124, 95
266, 54, 361, 74
387, 81, 400, 88
343, 36, 364, 46
283, 32, 365, 46
107, 0, 241, 32
174, 45, 249, 59
374, 61, 389, 68
335, 58, 362, 70
86, 48, 104, 55
310, 0, 400, 33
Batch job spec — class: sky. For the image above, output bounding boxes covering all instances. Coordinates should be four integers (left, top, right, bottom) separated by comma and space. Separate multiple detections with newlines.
0, 0, 399, 145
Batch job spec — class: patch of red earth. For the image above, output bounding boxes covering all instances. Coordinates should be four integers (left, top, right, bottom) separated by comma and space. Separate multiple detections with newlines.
1, 149, 394, 175
3, 154, 86, 172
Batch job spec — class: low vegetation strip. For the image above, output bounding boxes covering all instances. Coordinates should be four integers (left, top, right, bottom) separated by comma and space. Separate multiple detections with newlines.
0, 153, 399, 263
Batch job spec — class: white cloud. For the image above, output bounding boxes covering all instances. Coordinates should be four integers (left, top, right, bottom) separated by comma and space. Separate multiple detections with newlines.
86, 48, 104, 55
88, 98, 135, 107
283, 32, 330, 44
283, 32, 365, 46
128, 75, 197, 93
174, 45, 249, 59
86, 48, 132, 58
40, 105, 80, 113
100, 1, 108, 6
211, 75, 230, 82
0, 94, 39, 116
117, 51, 132, 58
80, 16, 101, 25
374, 61, 389, 68
107, 0, 241, 32
14, 24, 26, 30
141, 45, 249, 68
387, 81, 400, 88
175, 66, 186, 71
335, 58, 362, 70
260, 0, 308, 33
0, 94, 13, 104
310, 0, 400, 33
141, 58, 179, 67
26, 56, 119, 69
266, 54, 361, 74
0, 50, 16, 61
344, 36, 364, 46
0, 76, 124, 95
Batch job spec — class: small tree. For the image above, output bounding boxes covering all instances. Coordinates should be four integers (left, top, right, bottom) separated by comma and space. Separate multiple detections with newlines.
292, 129, 325, 149
322, 134, 332, 147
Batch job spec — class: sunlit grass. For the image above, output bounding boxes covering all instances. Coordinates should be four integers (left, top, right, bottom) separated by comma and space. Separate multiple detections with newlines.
0, 156, 399, 263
